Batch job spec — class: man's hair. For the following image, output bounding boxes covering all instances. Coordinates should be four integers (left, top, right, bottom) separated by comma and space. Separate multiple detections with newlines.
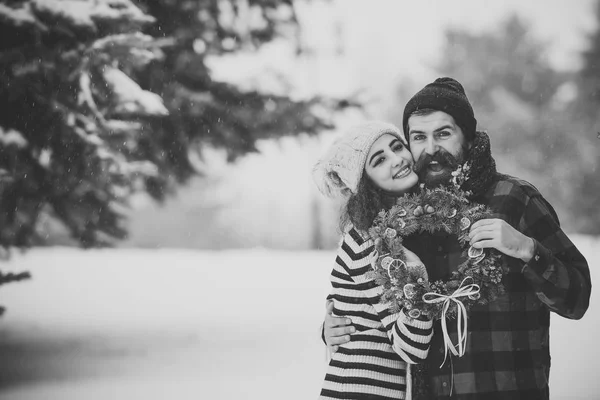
407, 108, 475, 143
339, 174, 396, 232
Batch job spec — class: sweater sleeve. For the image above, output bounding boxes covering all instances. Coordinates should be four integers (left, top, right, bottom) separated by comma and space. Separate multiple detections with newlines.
337, 229, 434, 364
518, 195, 591, 320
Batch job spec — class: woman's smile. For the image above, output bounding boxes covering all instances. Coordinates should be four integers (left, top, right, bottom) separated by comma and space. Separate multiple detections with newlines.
393, 164, 412, 179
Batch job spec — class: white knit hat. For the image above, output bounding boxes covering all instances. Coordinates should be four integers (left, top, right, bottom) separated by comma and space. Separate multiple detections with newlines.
313, 120, 406, 198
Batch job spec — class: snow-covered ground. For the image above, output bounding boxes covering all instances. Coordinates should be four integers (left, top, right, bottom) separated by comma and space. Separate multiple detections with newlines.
0, 235, 598, 400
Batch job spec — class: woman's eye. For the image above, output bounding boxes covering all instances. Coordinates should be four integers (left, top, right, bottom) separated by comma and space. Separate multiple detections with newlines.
392, 143, 404, 152
373, 157, 384, 166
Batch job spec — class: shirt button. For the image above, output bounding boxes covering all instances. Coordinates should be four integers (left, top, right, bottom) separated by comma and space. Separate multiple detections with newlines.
442, 382, 448, 388
437, 245, 443, 252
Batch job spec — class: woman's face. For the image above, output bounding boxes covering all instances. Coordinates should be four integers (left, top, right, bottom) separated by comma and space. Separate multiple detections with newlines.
364, 134, 418, 195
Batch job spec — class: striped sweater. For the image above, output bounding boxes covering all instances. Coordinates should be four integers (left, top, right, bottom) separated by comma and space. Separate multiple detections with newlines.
319, 228, 434, 400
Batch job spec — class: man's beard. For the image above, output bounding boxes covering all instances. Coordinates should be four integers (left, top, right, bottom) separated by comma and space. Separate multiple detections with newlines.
413, 148, 467, 188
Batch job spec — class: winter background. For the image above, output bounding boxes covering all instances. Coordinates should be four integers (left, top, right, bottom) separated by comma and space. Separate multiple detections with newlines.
1, 1, 599, 400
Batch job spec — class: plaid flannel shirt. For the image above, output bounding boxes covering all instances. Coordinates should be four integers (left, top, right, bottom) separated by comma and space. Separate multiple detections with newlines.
405, 174, 591, 400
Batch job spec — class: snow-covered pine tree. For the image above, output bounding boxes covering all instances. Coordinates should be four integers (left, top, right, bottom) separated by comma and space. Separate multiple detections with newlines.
0, 0, 169, 313
131, 0, 351, 187
0, 0, 350, 314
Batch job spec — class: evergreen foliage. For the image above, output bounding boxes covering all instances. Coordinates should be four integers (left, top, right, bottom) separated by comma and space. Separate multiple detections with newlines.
0, 0, 352, 310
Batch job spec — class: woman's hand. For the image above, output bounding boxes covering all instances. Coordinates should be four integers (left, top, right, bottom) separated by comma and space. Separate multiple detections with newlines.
403, 247, 429, 281
403, 247, 422, 264
323, 300, 354, 353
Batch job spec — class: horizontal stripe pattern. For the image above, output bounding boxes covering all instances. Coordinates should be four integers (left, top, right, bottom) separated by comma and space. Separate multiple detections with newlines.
319, 228, 434, 400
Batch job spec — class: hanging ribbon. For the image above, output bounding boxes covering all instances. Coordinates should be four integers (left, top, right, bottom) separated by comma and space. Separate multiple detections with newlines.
422, 277, 480, 367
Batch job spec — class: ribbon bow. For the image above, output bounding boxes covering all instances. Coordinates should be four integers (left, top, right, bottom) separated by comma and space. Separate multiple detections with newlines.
422, 277, 480, 367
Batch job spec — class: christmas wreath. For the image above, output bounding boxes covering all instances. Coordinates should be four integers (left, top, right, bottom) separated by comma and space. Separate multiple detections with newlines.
367, 165, 506, 362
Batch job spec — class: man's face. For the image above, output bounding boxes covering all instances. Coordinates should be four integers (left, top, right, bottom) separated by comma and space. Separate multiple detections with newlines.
407, 111, 470, 187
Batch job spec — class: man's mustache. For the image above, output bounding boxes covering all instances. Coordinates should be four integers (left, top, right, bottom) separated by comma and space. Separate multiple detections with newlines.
413, 150, 460, 174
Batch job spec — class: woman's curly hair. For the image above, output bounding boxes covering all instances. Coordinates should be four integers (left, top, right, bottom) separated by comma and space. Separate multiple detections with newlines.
339, 173, 396, 232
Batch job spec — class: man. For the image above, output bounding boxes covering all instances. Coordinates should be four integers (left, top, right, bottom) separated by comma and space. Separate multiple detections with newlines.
323, 77, 591, 399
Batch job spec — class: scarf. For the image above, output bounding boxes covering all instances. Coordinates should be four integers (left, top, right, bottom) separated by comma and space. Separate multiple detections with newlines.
461, 131, 498, 201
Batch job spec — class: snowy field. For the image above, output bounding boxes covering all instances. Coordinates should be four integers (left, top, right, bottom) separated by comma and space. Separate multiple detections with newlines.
0, 235, 598, 400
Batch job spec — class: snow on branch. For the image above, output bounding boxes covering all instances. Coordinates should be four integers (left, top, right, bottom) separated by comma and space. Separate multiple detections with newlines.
0, 2, 47, 31
89, 32, 165, 68
0, 127, 29, 149
31, 0, 154, 36
102, 66, 169, 117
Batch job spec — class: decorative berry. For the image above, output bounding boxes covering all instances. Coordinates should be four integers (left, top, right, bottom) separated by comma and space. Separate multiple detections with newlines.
413, 206, 424, 217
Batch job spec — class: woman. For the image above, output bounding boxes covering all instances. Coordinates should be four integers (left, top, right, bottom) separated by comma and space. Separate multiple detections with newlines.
313, 121, 433, 400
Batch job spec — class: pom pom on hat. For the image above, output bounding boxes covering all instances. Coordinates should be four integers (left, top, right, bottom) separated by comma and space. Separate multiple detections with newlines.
313, 121, 405, 198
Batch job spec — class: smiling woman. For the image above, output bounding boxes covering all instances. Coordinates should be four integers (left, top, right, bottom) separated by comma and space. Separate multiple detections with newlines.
313, 121, 432, 399
364, 134, 419, 195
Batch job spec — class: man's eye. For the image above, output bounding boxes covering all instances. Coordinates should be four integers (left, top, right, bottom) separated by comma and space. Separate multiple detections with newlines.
411, 135, 425, 141
438, 131, 451, 137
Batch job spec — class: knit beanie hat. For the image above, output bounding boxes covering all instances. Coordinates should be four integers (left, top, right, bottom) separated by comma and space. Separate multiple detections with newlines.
313, 121, 405, 198
402, 77, 477, 141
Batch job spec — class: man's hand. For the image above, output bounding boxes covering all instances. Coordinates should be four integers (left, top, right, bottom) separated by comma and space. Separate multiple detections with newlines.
324, 300, 354, 353
469, 218, 535, 262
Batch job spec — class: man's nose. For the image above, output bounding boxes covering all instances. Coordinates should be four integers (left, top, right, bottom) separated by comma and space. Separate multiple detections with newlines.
424, 138, 438, 155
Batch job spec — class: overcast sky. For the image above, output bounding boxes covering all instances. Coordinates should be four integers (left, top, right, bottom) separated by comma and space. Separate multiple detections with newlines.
293, 0, 597, 117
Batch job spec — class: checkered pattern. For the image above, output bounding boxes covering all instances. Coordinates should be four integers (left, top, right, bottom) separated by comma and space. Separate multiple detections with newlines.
406, 174, 591, 400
